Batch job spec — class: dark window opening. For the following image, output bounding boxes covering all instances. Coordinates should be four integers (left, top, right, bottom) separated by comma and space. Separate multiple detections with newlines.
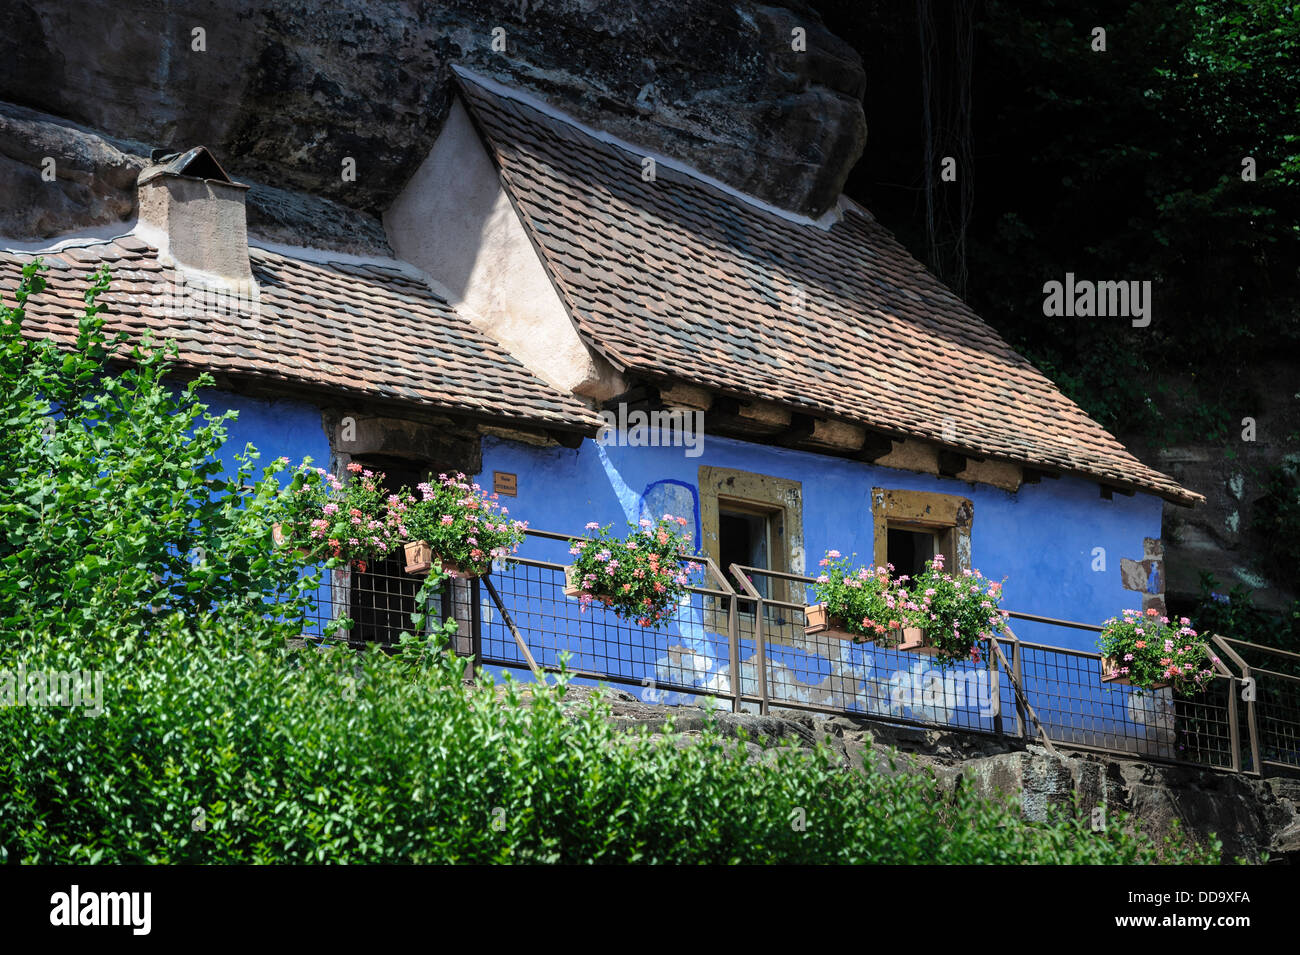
887, 526, 937, 580
348, 457, 433, 646
720, 505, 777, 598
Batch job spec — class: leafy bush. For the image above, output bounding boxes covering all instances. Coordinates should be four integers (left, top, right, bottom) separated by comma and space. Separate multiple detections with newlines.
1189, 573, 1300, 674
1252, 459, 1300, 585
0, 260, 314, 649
0, 609, 1224, 864
567, 515, 700, 626
390, 471, 526, 577
1098, 608, 1217, 694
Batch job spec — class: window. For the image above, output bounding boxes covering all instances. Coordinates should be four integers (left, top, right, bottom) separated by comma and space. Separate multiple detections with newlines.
872, 487, 973, 576
886, 525, 937, 579
719, 503, 779, 597
700, 466, 803, 599
347, 456, 433, 645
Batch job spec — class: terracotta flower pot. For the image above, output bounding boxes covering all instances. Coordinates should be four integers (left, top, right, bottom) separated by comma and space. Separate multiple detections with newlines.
895, 627, 933, 653
804, 603, 856, 639
403, 540, 433, 575
563, 566, 615, 607
563, 565, 583, 597
404, 541, 487, 579
1100, 655, 1170, 690
272, 522, 312, 558
805, 605, 924, 648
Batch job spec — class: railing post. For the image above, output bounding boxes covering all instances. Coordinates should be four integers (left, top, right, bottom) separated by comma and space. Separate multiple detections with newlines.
1243, 664, 1261, 774
727, 594, 741, 713
1227, 676, 1242, 773
755, 596, 769, 715
988, 635, 1003, 736
1214, 635, 1265, 776
1012, 638, 1027, 742
469, 576, 481, 679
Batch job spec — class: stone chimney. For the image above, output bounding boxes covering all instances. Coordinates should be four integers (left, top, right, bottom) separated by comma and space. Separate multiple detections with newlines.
135, 146, 252, 284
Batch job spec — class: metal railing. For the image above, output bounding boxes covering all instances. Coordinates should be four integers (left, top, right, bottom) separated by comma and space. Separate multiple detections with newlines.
1210, 636, 1300, 773
297, 528, 1291, 777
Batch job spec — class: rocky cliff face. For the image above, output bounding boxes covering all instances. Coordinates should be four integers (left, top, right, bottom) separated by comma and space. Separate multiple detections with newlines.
0, 0, 866, 248
556, 686, 1300, 863
1125, 365, 1300, 614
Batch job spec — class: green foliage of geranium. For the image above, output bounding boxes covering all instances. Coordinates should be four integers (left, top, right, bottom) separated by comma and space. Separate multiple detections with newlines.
903, 554, 1007, 668
811, 551, 906, 646
0, 260, 315, 649
1098, 608, 1218, 695
389, 471, 526, 576
568, 515, 701, 627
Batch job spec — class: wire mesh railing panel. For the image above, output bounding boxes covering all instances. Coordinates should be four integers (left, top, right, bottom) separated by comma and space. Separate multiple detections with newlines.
300, 554, 430, 647
1210, 637, 1300, 772
735, 600, 1001, 733
1172, 677, 1237, 769
1257, 675, 1300, 769
479, 559, 735, 706
1012, 642, 1234, 768
282, 530, 1282, 775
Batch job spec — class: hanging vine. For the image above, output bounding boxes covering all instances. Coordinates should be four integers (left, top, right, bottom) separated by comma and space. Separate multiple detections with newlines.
916, 0, 977, 299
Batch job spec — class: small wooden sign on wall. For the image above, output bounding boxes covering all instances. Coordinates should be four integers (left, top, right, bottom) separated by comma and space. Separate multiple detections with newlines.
493, 471, 518, 497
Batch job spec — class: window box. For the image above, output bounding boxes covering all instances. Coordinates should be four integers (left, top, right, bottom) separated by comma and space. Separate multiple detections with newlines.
403, 540, 486, 579
563, 565, 614, 607
1100, 655, 1170, 691
804, 603, 928, 650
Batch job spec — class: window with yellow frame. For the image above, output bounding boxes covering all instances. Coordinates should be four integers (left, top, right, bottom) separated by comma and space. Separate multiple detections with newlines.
870, 487, 973, 579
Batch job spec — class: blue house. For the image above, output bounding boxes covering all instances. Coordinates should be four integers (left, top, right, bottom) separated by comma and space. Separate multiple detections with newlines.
2, 73, 1209, 752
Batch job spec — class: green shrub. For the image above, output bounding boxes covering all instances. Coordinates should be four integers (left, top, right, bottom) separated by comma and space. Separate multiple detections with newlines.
1252, 459, 1300, 585
0, 605, 1223, 864
0, 260, 316, 653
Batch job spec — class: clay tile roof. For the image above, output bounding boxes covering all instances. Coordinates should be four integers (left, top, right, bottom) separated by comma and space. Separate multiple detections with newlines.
0, 238, 601, 432
457, 73, 1202, 506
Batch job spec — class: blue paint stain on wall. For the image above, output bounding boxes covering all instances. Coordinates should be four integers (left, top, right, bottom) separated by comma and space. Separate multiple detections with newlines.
639, 479, 701, 551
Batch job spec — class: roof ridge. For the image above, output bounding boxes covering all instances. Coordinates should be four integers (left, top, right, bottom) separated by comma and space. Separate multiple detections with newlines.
452, 66, 845, 231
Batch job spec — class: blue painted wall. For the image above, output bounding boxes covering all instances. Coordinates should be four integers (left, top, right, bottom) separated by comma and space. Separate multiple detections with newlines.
196, 387, 332, 485
186, 387, 1167, 658
197, 387, 334, 637
478, 432, 1164, 655
185, 393, 1175, 742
